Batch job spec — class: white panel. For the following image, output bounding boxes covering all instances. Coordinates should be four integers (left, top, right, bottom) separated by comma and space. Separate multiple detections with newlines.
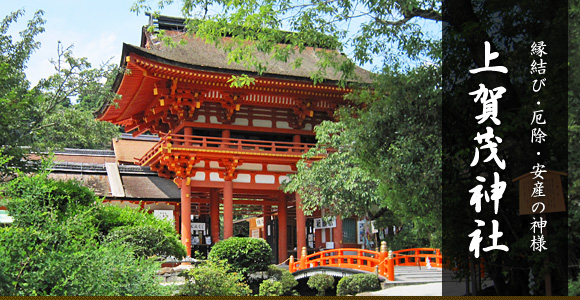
196, 115, 206, 122
268, 164, 293, 172
209, 161, 224, 169
255, 174, 275, 184
209, 116, 220, 124
321, 229, 326, 243
154, 210, 174, 221
254, 119, 272, 128
233, 118, 249, 126
237, 163, 262, 171
210, 172, 224, 181
105, 162, 125, 197
233, 174, 251, 183
279, 176, 290, 184
276, 121, 291, 129
191, 171, 206, 181
194, 161, 205, 168
304, 123, 312, 130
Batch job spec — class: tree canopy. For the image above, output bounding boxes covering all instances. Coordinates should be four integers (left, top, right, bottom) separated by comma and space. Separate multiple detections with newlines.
0, 10, 119, 179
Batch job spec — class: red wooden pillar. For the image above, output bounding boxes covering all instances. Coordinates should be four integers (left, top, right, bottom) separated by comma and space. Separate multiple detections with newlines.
181, 179, 192, 258
210, 188, 220, 243
184, 127, 192, 146
296, 192, 306, 259
293, 134, 301, 152
262, 205, 270, 239
278, 192, 288, 263
173, 204, 180, 233
223, 180, 234, 239
314, 229, 322, 249
333, 216, 343, 249
222, 129, 230, 148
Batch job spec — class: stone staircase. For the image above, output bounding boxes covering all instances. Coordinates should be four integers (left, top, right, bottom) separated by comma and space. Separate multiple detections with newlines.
381, 266, 443, 288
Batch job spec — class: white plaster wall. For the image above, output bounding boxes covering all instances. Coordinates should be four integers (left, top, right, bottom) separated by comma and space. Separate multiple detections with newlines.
191, 171, 206, 181
279, 176, 290, 184
233, 118, 249, 126
233, 174, 251, 183
210, 172, 225, 182
209, 161, 224, 169
276, 121, 291, 129
255, 174, 275, 184
237, 163, 262, 171
253, 119, 272, 128
268, 164, 293, 172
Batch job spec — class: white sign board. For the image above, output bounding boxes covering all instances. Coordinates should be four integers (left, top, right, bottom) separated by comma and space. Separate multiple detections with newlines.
255, 217, 264, 228
191, 222, 206, 231
313, 217, 336, 229
251, 229, 260, 238
154, 210, 174, 221
357, 221, 365, 244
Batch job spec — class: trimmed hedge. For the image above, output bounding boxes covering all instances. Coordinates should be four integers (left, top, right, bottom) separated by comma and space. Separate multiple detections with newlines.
258, 280, 283, 296
336, 273, 381, 296
178, 261, 251, 296
308, 273, 335, 296
208, 237, 273, 276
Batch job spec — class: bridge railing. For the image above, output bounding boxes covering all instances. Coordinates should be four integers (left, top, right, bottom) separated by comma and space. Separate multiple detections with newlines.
289, 244, 442, 281
290, 248, 382, 274
392, 248, 443, 268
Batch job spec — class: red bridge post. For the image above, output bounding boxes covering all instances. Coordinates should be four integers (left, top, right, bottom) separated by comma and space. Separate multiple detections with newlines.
299, 247, 307, 270
387, 250, 395, 281
378, 241, 387, 276
289, 255, 295, 273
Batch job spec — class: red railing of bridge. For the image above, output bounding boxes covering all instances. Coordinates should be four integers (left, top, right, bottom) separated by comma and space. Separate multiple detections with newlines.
288, 244, 442, 281
392, 248, 443, 268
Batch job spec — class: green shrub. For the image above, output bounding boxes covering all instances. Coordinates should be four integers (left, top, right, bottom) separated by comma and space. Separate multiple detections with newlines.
105, 224, 185, 258
570, 279, 580, 296
93, 204, 174, 236
259, 279, 283, 296
336, 273, 381, 296
208, 237, 273, 277
308, 273, 335, 296
0, 172, 175, 295
94, 204, 186, 259
264, 264, 299, 295
3, 175, 97, 226
178, 261, 251, 296
0, 216, 168, 296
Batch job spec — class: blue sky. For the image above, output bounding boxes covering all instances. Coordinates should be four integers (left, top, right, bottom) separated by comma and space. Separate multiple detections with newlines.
2, 1, 182, 85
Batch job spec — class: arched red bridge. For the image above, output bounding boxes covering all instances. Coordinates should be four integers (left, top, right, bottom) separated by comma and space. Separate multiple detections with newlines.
289, 242, 442, 281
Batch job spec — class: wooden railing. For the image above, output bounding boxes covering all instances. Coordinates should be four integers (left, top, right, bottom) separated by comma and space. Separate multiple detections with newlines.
139, 132, 316, 165
392, 248, 443, 268
289, 244, 442, 281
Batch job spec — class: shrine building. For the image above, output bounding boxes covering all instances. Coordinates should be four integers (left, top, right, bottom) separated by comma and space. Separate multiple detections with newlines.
90, 14, 373, 262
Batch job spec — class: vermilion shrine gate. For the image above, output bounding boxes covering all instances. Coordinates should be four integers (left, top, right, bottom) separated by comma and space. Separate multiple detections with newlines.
97, 15, 372, 262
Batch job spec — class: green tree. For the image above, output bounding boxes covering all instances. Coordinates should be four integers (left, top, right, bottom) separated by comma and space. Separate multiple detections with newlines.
132, 0, 441, 82
0, 10, 119, 179
569, 0, 580, 295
